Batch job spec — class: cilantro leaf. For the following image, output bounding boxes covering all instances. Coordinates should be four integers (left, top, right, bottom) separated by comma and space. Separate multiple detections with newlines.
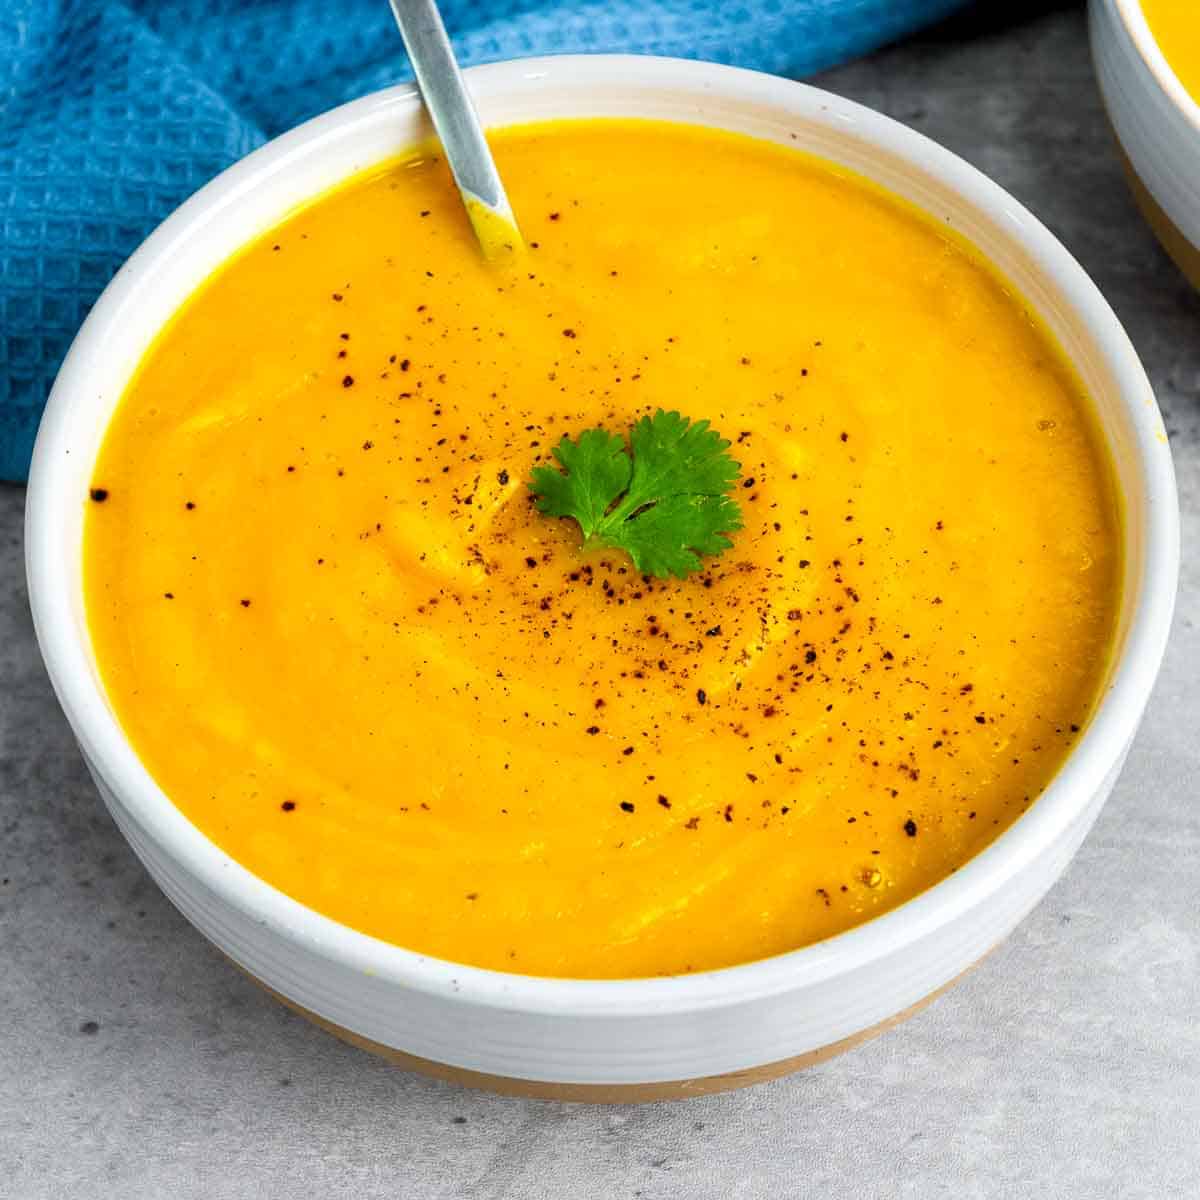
528, 409, 743, 579
607, 491, 743, 579
528, 428, 630, 530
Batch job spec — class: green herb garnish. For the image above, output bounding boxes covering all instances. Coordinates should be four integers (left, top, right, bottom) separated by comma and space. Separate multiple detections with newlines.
528, 409, 743, 579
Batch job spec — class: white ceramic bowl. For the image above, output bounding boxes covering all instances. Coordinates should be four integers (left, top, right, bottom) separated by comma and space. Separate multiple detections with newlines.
1091, 0, 1200, 286
26, 56, 1179, 1099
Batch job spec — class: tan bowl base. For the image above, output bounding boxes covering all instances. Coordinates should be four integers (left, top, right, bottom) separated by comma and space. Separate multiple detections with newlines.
1119, 150, 1200, 291
254, 971, 964, 1102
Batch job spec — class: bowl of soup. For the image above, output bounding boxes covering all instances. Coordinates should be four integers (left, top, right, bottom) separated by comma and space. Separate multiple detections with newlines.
1091, 0, 1200, 287
25, 55, 1178, 1099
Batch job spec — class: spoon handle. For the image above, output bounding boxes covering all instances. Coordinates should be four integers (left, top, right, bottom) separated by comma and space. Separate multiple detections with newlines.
388, 0, 523, 255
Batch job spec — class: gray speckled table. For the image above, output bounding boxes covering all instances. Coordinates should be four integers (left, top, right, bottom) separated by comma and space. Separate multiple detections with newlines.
2, 5, 1198, 1197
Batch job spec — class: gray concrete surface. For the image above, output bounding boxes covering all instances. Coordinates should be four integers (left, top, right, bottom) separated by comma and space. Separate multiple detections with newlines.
2, 4, 1197, 1197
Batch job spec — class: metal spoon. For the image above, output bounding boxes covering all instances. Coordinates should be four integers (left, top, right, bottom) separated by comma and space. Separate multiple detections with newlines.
387, 0, 524, 258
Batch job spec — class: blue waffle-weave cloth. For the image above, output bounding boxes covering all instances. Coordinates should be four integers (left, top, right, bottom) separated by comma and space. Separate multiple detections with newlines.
0, 0, 969, 481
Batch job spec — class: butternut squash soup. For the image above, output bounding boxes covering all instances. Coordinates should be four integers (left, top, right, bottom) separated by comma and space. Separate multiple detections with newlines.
84, 121, 1119, 978
1142, 0, 1200, 103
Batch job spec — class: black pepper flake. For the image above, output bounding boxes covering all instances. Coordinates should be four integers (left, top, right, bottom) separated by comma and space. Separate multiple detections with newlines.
240, 598, 252, 608
342, 375, 354, 388
331, 292, 343, 301
620, 801, 635, 813
657, 795, 671, 808
497, 468, 509, 486
281, 800, 296, 812
562, 328, 577, 338
696, 689, 708, 706
904, 818, 918, 837
586, 725, 600, 735
185, 501, 196, 510
89, 487, 109, 503
974, 714, 987, 725
163, 592, 174, 600
622, 746, 635, 756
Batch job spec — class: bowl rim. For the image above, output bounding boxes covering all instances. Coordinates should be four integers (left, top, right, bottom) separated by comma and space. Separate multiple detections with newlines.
1113, 0, 1200, 133
25, 54, 1180, 1019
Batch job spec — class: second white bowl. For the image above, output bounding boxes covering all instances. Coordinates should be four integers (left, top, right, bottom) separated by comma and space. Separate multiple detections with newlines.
1091, 0, 1200, 287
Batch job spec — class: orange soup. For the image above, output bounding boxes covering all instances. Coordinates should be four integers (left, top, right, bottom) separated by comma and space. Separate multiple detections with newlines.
1142, 0, 1200, 103
84, 121, 1119, 978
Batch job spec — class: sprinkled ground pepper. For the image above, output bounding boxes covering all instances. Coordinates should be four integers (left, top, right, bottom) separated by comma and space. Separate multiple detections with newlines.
78, 119, 1121, 979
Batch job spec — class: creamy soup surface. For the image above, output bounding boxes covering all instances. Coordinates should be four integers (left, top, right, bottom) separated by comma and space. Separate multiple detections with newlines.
85, 120, 1119, 978
1143, 0, 1200, 103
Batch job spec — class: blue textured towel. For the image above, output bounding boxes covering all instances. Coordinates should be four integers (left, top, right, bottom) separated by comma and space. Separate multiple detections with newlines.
0, 0, 969, 481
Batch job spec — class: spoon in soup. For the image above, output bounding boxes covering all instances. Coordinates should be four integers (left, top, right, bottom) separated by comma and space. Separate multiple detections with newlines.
387, 0, 524, 258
